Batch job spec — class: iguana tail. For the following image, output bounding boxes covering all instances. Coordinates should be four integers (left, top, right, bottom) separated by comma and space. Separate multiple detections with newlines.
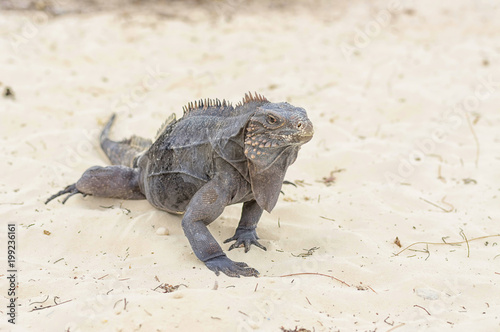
100, 114, 152, 167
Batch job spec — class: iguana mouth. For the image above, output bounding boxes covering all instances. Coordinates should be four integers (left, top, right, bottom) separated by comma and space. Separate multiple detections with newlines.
274, 120, 314, 145
296, 120, 314, 142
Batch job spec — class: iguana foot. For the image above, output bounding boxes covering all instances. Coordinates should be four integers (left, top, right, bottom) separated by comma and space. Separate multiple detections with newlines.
45, 184, 86, 204
224, 228, 267, 252
204, 255, 259, 277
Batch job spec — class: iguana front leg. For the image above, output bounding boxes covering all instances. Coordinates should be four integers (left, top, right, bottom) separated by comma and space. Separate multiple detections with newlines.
224, 200, 266, 252
182, 179, 259, 277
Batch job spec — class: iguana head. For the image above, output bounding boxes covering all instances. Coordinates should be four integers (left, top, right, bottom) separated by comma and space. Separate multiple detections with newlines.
244, 102, 313, 212
244, 102, 314, 162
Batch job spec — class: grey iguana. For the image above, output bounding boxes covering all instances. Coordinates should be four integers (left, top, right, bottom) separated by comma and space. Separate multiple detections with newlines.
46, 92, 314, 277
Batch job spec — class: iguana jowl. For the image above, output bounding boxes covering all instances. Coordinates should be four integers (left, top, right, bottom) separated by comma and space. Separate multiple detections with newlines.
46, 92, 314, 277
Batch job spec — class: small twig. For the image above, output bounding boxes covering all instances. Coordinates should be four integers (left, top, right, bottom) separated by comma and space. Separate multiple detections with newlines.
119, 203, 131, 215
409, 243, 431, 260
463, 178, 477, 185
278, 272, 350, 287
319, 216, 335, 222
26, 141, 37, 152
367, 285, 377, 294
293, 180, 312, 187
30, 299, 73, 311
459, 229, 470, 258
419, 197, 452, 212
30, 295, 50, 306
153, 283, 187, 293
318, 169, 345, 186
414, 304, 431, 315
440, 196, 454, 212
98, 274, 109, 280
441, 236, 461, 246
254, 283, 258, 292
306, 297, 312, 305
113, 299, 123, 309
395, 234, 500, 256
437, 164, 445, 182
291, 247, 319, 257
387, 323, 406, 332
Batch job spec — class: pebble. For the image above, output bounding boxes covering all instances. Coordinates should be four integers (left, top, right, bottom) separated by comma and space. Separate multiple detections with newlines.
156, 227, 169, 236
415, 288, 440, 300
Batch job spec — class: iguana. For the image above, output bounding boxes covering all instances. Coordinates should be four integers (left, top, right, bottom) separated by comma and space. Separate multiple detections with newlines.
46, 92, 314, 277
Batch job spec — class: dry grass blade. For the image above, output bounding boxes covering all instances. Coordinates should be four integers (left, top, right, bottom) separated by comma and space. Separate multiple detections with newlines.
395, 234, 500, 256
278, 272, 351, 287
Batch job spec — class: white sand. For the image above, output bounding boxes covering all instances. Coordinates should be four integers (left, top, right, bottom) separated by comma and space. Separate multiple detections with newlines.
1, 0, 500, 331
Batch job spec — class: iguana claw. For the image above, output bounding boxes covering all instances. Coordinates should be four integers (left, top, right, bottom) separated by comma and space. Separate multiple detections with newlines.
204, 255, 259, 277
45, 184, 86, 204
224, 228, 267, 252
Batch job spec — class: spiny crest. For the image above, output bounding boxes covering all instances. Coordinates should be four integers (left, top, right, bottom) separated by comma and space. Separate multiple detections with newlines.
182, 98, 230, 115
155, 113, 177, 140
236, 91, 269, 107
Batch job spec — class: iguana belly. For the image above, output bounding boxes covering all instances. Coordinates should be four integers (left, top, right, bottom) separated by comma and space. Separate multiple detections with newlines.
141, 169, 207, 214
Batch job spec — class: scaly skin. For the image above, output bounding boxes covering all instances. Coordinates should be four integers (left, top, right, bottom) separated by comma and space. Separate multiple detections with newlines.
46, 92, 313, 277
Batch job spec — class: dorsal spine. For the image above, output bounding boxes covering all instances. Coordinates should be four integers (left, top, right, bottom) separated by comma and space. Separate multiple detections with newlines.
182, 98, 230, 115
181, 92, 269, 115
235, 92, 269, 107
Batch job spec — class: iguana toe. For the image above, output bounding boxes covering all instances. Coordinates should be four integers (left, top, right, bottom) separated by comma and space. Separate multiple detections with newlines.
227, 239, 267, 252
45, 184, 84, 204
204, 255, 259, 278
224, 228, 267, 252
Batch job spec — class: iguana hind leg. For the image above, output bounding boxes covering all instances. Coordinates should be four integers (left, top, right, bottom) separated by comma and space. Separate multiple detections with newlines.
45, 184, 87, 204
46, 165, 145, 204
100, 114, 152, 167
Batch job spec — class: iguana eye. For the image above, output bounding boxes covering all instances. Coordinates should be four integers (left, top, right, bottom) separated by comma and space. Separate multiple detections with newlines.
267, 114, 277, 124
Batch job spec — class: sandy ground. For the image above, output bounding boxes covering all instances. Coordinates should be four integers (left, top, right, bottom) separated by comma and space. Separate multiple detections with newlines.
1, 0, 500, 331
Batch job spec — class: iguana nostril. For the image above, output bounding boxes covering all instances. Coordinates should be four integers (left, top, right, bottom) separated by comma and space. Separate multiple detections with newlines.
297, 122, 303, 129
